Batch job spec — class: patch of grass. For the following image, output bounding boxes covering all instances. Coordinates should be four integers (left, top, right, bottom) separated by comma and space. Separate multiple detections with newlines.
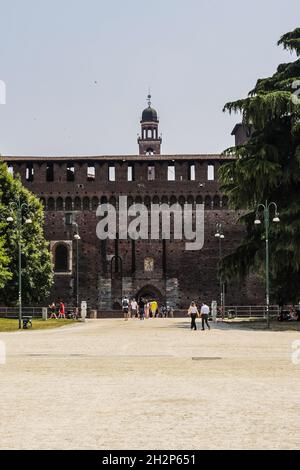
0, 318, 78, 332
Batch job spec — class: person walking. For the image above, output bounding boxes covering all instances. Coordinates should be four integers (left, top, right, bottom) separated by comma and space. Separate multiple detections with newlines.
200, 303, 211, 331
188, 301, 199, 330
144, 301, 150, 319
122, 297, 130, 321
131, 298, 138, 319
138, 298, 145, 321
58, 300, 65, 319
150, 300, 158, 318
49, 302, 57, 319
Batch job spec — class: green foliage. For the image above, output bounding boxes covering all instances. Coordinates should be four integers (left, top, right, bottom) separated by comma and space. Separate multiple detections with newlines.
0, 161, 54, 305
219, 28, 300, 304
0, 233, 11, 289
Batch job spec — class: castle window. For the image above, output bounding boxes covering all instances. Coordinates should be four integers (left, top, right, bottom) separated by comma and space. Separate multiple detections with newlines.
67, 163, 75, 182
65, 197, 73, 211
26, 163, 34, 182
65, 213, 73, 225
83, 197, 90, 211
87, 165, 95, 181
144, 257, 154, 272
108, 165, 115, 182
92, 196, 99, 210
46, 162, 54, 182
56, 197, 63, 211
167, 164, 176, 181
148, 165, 155, 181
127, 165, 134, 181
189, 164, 196, 181
54, 244, 69, 272
47, 198, 55, 211
207, 164, 215, 181
74, 197, 81, 211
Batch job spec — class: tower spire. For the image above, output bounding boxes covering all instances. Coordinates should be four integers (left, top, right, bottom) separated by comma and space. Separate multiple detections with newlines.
147, 88, 151, 107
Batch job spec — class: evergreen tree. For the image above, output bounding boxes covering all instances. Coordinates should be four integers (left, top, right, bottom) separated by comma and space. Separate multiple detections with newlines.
219, 28, 300, 304
0, 162, 53, 304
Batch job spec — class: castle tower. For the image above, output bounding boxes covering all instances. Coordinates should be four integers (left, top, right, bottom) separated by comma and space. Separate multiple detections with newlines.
138, 94, 162, 155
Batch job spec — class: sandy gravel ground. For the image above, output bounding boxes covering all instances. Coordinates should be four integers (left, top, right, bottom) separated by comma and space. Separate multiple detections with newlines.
0, 318, 299, 450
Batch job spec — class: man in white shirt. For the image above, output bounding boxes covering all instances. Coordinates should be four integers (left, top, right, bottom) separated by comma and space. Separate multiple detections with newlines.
131, 299, 138, 319
200, 303, 211, 331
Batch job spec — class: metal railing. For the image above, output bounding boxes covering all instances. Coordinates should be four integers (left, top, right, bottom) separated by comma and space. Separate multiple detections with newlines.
0, 305, 90, 319
222, 305, 280, 319
0, 307, 44, 318
0, 305, 282, 320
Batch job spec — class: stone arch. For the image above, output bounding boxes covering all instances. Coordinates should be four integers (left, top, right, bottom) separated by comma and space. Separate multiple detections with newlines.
83, 197, 90, 211
110, 255, 123, 276
187, 195, 194, 205
152, 195, 160, 205
196, 195, 203, 205
213, 195, 221, 209
170, 195, 177, 206
178, 195, 185, 207
91, 196, 99, 210
47, 197, 55, 211
109, 196, 117, 207
135, 285, 164, 303
205, 195, 212, 209
144, 196, 151, 209
127, 196, 134, 207
65, 197, 73, 211
56, 197, 64, 211
74, 196, 81, 211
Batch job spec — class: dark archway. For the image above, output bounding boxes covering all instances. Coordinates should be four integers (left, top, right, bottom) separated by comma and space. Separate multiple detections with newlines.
135, 285, 164, 303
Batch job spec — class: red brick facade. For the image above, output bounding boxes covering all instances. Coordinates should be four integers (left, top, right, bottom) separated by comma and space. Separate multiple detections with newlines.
2, 102, 263, 310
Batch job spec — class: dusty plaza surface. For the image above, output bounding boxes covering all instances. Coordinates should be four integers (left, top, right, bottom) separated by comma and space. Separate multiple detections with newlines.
0, 318, 300, 450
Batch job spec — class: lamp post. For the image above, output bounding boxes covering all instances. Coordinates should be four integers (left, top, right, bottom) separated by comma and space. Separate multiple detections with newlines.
73, 222, 81, 309
254, 201, 280, 329
6, 195, 32, 329
215, 223, 225, 317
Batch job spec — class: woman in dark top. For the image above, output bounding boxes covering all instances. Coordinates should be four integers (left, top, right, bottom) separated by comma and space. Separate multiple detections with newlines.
138, 298, 145, 321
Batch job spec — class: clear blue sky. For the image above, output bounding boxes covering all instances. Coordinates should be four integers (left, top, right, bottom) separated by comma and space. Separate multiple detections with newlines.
0, 0, 299, 156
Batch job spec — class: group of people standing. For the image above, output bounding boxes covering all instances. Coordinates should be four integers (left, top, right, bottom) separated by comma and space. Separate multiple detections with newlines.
122, 297, 163, 321
188, 302, 211, 331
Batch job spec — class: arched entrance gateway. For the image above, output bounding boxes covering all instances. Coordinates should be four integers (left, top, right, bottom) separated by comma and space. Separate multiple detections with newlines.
135, 285, 164, 304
